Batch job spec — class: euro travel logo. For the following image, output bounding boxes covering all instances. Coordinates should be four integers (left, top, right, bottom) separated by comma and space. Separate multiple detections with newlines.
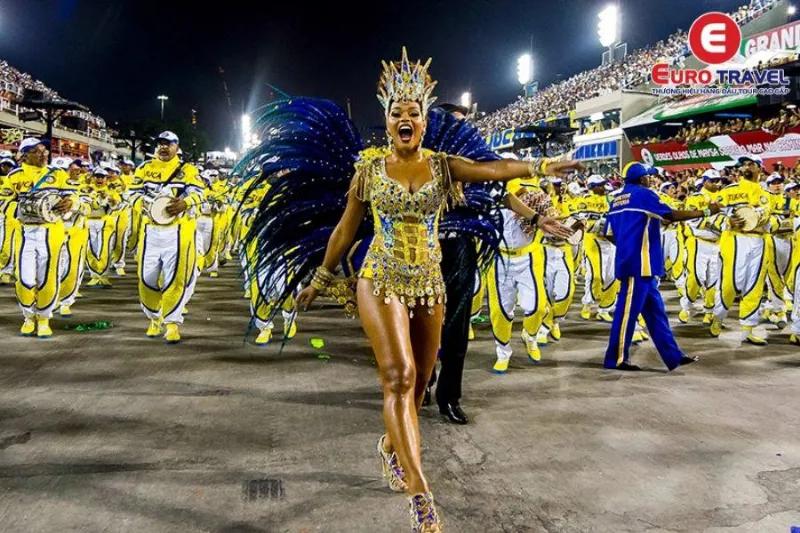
651, 12, 790, 96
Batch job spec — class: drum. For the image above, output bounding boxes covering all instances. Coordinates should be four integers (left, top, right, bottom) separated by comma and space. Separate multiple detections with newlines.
733, 206, 760, 232
148, 195, 176, 225
588, 217, 607, 236
564, 216, 584, 246
17, 192, 61, 224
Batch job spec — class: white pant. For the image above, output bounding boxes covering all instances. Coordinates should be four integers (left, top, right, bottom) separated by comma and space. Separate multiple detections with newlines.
543, 246, 571, 321
792, 261, 800, 334
17, 225, 63, 319
139, 224, 196, 325
0, 214, 14, 275
491, 253, 542, 360
767, 236, 792, 313
680, 238, 719, 312
113, 220, 131, 269
714, 234, 765, 327
582, 238, 616, 312
662, 228, 679, 271
88, 218, 113, 279
196, 216, 218, 273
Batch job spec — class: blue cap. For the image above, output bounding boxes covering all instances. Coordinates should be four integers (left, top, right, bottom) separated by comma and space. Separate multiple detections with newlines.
623, 162, 650, 183
646, 165, 660, 176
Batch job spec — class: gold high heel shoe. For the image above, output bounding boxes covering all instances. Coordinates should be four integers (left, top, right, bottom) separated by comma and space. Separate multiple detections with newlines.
377, 435, 406, 492
409, 491, 442, 532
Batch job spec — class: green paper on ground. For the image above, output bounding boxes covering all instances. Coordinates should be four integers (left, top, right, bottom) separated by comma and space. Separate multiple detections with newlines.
316, 354, 330, 360
309, 338, 325, 349
471, 315, 487, 324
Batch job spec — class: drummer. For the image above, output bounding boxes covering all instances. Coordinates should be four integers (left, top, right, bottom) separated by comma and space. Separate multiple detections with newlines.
7, 138, 76, 338
133, 131, 203, 344
710, 155, 773, 345
763, 172, 791, 328
0, 156, 18, 285
604, 163, 718, 371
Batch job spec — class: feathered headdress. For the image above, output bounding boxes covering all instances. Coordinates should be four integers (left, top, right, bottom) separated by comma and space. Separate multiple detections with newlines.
377, 47, 437, 114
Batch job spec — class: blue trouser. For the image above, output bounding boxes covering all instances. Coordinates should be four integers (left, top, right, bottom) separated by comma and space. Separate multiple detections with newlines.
604, 277, 684, 370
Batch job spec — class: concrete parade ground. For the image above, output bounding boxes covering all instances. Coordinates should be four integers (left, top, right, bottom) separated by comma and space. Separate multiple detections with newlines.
1, 261, 799, 533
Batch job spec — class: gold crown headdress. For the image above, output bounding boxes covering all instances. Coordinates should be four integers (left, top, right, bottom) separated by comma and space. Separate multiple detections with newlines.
377, 47, 438, 114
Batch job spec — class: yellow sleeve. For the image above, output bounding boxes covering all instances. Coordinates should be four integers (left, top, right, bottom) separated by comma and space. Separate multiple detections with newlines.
506, 179, 524, 197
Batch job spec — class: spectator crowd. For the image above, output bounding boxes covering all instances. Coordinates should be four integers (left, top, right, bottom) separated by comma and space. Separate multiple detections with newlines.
477, 0, 782, 134
630, 107, 800, 146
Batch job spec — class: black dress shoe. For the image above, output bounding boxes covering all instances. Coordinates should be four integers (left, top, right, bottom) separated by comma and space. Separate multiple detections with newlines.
422, 387, 432, 407
679, 355, 699, 366
439, 402, 469, 425
616, 361, 642, 371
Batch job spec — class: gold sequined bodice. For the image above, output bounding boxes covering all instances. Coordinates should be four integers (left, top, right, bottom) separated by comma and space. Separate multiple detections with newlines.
354, 151, 464, 313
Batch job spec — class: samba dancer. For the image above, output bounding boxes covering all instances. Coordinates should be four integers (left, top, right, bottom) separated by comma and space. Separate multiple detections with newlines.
281, 49, 582, 531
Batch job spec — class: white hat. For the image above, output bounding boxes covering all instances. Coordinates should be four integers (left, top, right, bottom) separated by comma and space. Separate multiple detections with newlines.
701, 169, 721, 180
51, 157, 70, 170
0, 150, 13, 158
766, 172, 785, 184
18, 137, 47, 154
785, 182, 799, 192
121, 159, 135, 167
157, 131, 179, 144
0, 157, 15, 166
660, 181, 676, 192
587, 176, 607, 187
738, 154, 763, 166
107, 165, 121, 174
550, 177, 563, 185
92, 167, 108, 177
567, 182, 584, 196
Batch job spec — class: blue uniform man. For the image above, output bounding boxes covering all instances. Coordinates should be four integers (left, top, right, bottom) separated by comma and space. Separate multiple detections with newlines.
604, 163, 720, 371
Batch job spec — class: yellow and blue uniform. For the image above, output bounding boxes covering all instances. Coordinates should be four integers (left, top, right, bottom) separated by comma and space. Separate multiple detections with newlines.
764, 191, 792, 319
86, 182, 121, 285
123, 171, 145, 254
604, 178, 685, 370
57, 180, 91, 313
108, 176, 131, 273
712, 178, 771, 332
577, 191, 618, 317
679, 187, 724, 320
134, 156, 203, 335
487, 178, 548, 367
8, 163, 78, 328
0, 173, 17, 281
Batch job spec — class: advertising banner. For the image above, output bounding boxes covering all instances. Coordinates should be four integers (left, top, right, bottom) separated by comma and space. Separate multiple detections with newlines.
632, 125, 800, 170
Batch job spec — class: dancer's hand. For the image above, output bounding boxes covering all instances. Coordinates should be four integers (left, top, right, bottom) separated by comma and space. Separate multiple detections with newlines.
546, 160, 584, 177
296, 286, 319, 312
54, 198, 73, 215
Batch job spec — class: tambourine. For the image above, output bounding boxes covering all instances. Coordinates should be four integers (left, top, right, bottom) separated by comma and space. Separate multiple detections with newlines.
588, 217, 607, 235
732, 206, 760, 232
18, 192, 61, 224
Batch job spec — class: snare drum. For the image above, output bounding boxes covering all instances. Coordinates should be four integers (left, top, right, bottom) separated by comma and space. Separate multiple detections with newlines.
18, 192, 62, 224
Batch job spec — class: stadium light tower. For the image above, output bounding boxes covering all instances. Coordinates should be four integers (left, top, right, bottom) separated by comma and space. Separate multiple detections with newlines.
460, 91, 472, 109
789, 5, 797, 15
597, 5, 626, 65
157, 95, 169, 121
517, 54, 537, 97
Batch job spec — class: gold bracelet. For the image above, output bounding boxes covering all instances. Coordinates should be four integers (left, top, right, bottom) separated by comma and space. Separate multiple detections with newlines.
528, 160, 537, 177
540, 160, 549, 176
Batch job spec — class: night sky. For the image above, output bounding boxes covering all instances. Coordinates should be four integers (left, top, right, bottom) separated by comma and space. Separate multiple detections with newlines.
2, 0, 747, 147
